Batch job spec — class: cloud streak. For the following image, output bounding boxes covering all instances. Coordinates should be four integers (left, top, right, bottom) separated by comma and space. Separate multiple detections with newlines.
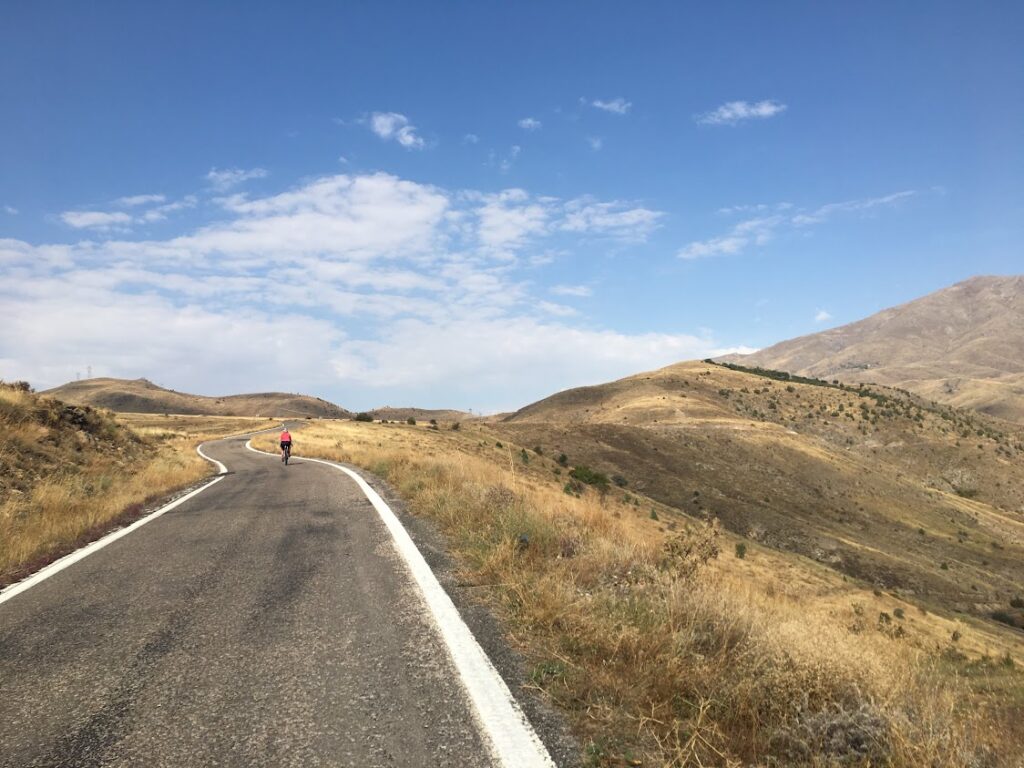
206, 167, 268, 191
679, 191, 915, 260
697, 100, 786, 125
591, 97, 631, 114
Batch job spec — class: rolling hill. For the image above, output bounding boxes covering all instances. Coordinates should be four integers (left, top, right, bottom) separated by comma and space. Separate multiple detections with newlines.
720, 274, 1024, 422
43, 377, 352, 419
491, 359, 1024, 627
367, 406, 473, 423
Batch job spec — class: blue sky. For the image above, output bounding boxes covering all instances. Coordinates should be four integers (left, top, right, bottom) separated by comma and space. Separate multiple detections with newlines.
2, 2, 1022, 411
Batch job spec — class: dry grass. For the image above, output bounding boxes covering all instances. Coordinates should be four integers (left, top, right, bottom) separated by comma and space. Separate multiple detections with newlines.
0, 384, 269, 586
255, 420, 1022, 767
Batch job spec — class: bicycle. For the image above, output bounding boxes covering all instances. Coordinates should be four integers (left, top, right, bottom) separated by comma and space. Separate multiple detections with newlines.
281, 443, 291, 465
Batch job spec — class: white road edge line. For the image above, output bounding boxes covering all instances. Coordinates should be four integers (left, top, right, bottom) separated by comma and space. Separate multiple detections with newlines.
0, 444, 228, 607
245, 439, 557, 768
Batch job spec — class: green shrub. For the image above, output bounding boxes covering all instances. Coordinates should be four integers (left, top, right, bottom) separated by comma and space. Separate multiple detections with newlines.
735, 542, 747, 559
354, 412, 373, 422
556, 453, 569, 467
569, 465, 610, 491
406, 417, 416, 425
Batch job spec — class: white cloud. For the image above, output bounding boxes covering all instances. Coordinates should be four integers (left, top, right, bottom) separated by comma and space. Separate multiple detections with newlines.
139, 195, 197, 222
115, 194, 166, 207
591, 98, 631, 114
8, 172, 723, 411
463, 133, 480, 144
206, 167, 268, 191
561, 197, 664, 241
517, 117, 542, 131
814, 309, 832, 323
368, 112, 425, 149
697, 100, 787, 125
679, 235, 749, 260
60, 211, 134, 230
538, 300, 577, 317
587, 136, 603, 151
3, 206, 17, 215
717, 202, 793, 215
338, 155, 350, 164
679, 191, 915, 260
791, 191, 915, 226
551, 284, 592, 297
475, 189, 551, 252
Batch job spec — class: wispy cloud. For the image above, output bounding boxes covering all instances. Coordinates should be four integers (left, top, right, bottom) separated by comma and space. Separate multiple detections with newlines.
3, 205, 17, 215
587, 136, 603, 151
561, 197, 664, 241
791, 191, 915, 226
814, 309, 832, 323
697, 100, 786, 125
680, 191, 914, 260
591, 97, 631, 115
115, 194, 166, 207
517, 117, 542, 131
60, 211, 134, 230
463, 133, 480, 144
368, 112, 426, 149
551, 284, 592, 297
139, 195, 197, 222
206, 167, 268, 191
679, 235, 748, 260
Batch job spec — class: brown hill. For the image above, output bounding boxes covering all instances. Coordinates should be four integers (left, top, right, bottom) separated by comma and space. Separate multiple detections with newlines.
43, 377, 352, 419
720, 275, 1024, 422
492, 360, 1024, 628
368, 406, 473, 423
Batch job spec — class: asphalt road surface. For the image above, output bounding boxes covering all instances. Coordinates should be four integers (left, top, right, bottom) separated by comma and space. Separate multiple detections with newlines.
0, 435, 539, 767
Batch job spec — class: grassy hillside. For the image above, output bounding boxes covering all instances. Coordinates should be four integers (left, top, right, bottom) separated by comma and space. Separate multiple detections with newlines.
44, 377, 352, 418
721, 275, 1024, 422
0, 382, 264, 586
496, 360, 1024, 628
253, 419, 1024, 767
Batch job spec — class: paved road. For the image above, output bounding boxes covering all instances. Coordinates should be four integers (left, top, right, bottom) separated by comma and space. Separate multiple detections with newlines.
0, 435, 502, 767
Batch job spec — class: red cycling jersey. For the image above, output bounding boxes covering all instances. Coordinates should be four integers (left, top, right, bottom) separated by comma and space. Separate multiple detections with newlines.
280, 431, 292, 443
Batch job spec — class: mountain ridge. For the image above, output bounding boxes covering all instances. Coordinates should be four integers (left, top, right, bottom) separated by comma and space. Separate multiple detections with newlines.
719, 274, 1024, 422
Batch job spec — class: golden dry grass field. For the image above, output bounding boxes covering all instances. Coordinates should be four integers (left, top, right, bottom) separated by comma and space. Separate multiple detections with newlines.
253, 416, 1024, 767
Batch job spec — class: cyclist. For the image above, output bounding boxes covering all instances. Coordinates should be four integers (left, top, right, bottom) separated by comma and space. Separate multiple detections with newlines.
279, 428, 293, 463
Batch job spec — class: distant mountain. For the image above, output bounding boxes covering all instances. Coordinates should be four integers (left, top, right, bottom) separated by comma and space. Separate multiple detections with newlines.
720, 275, 1024, 422
43, 378, 352, 419
368, 406, 473, 423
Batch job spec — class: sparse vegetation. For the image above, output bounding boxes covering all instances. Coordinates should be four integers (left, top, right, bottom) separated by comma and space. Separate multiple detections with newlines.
0, 387, 250, 586
569, 465, 610, 492
252, 420, 1022, 766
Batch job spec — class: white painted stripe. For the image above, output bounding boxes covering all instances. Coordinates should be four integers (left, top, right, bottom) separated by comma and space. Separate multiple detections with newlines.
0, 440, 230, 607
197, 443, 228, 474
245, 440, 556, 768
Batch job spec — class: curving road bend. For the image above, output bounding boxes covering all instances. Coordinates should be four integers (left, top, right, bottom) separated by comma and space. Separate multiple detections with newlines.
0, 434, 540, 767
